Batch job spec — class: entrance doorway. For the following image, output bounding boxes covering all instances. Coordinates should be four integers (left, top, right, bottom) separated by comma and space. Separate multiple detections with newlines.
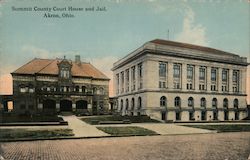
161, 112, 166, 121
60, 100, 72, 112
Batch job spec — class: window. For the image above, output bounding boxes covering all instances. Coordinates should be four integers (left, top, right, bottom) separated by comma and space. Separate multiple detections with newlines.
93, 87, 97, 94
121, 72, 124, 92
222, 69, 228, 82
126, 99, 129, 111
200, 98, 206, 108
160, 96, 166, 107
187, 83, 193, 90
138, 97, 142, 110
60, 68, 70, 78
233, 99, 238, 108
159, 62, 166, 77
138, 63, 143, 78
211, 68, 217, 81
233, 70, 238, 82
131, 66, 136, 91
126, 69, 129, 92
99, 87, 104, 95
173, 64, 180, 78
188, 97, 194, 107
199, 67, 206, 80
187, 65, 193, 79
120, 99, 123, 112
174, 82, 180, 89
159, 81, 166, 88
211, 85, 216, 91
174, 97, 181, 107
212, 98, 217, 108
223, 98, 228, 108
20, 86, 27, 93
75, 86, 79, 92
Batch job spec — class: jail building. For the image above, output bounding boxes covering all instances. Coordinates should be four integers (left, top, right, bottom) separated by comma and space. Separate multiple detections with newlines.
11, 55, 110, 115
112, 39, 248, 121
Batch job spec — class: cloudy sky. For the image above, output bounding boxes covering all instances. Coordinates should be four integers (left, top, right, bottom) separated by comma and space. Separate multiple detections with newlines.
0, 0, 249, 102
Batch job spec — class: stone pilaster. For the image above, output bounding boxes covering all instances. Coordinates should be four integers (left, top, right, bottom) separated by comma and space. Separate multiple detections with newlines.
240, 68, 247, 94
182, 63, 187, 91
194, 65, 199, 91
229, 69, 233, 93
194, 110, 201, 121
218, 110, 224, 121
207, 66, 211, 92
168, 62, 173, 90
218, 68, 222, 93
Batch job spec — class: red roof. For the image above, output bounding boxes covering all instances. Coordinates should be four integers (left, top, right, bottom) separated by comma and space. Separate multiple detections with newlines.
12, 58, 109, 80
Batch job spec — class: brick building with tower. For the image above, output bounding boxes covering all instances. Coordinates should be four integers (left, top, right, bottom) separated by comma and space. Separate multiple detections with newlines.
9, 55, 109, 115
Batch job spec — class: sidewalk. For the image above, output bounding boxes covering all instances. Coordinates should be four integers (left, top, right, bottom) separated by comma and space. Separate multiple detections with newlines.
62, 115, 109, 137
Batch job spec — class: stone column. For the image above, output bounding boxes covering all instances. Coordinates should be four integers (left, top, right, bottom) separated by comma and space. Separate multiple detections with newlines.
182, 63, 187, 91
168, 62, 173, 90
194, 65, 199, 91
207, 66, 211, 92
229, 69, 233, 93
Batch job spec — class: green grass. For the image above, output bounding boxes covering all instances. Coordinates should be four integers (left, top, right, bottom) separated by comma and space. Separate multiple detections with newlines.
81, 115, 160, 124
0, 113, 63, 123
97, 126, 158, 136
0, 128, 74, 140
182, 125, 250, 132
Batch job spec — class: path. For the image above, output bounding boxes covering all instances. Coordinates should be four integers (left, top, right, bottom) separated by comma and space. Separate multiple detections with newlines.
62, 115, 109, 137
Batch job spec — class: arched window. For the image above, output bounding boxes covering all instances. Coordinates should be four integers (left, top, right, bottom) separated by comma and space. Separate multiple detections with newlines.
160, 96, 167, 107
212, 98, 217, 108
188, 97, 194, 107
223, 98, 228, 108
120, 99, 123, 111
99, 87, 104, 95
126, 99, 129, 110
233, 99, 238, 109
200, 97, 206, 108
131, 98, 135, 110
138, 97, 142, 110
75, 86, 79, 92
93, 87, 97, 94
82, 86, 86, 93
174, 97, 181, 107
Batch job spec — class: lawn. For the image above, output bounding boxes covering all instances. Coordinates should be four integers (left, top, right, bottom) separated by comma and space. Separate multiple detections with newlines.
0, 128, 74, 140
182, 124, 250, 132
81, 115, 160, 124
0, 113, 63, 123
97, 126, 158, 136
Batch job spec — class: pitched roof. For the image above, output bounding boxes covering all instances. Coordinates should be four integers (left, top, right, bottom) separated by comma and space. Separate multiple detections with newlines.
150, 39, 238, 57
12, 58, 109, 80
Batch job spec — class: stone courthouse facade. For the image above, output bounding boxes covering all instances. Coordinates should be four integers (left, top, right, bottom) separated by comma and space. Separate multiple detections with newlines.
112, 39, 248, 121
11, 56, 109, 115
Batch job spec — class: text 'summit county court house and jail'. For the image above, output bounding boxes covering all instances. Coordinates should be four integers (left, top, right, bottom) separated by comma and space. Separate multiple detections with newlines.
112, 39, 248, 121
10, 55, 110, 115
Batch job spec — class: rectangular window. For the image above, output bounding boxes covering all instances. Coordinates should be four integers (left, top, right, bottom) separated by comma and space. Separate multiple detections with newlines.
121, 72, 124, 93
211, 68, 217, 81
222, 69, 228, 82
159, 62, 167, 77
233, 70, 238, 82
173, 64, 180, 78
187, 65, 193, 79
199, 67, 206, 80
138, 63, 143, 78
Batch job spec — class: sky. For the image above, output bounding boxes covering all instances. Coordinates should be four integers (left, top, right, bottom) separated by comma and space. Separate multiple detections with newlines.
0, 0, 249, 103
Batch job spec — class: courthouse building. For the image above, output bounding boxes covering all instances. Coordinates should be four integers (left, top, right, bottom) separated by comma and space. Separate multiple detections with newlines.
11, 55, 109, 115
112, 39, 248, 121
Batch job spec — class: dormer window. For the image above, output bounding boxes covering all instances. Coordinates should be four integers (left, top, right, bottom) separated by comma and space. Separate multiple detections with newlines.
60, 68, 70, 78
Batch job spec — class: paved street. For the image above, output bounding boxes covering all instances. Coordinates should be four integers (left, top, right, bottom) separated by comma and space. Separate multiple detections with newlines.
0, 132, 249, 160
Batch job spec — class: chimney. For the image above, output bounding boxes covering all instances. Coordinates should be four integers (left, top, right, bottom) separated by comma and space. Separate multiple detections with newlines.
75, 55, 81, 64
